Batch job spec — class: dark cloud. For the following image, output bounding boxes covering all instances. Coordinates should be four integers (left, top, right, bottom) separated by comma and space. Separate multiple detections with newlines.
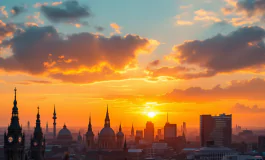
148, 60, 160, 67
41, 0, 91, 23
169, 26, 265, 77
159, 78, 265, 103
11, 5, 26, 16
95, 26, 104, 32
232, 103, 265, 113
0, 26, 156, 83
237, 0, 265, 17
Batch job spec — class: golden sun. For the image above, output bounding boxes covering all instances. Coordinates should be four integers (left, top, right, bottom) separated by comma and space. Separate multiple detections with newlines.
147, 112, 156, 118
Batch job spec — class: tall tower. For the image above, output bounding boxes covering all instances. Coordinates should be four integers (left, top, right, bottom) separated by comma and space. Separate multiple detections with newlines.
30, 107, 45, 160
46, 122, 48, 134
131, 124, 134, 137
27, 121, 30, 132
53, 105, 57, 139
104, 105, 110, 127
116, 123, 124, 148
86, 114, 94, 149
4, 88, 25, 160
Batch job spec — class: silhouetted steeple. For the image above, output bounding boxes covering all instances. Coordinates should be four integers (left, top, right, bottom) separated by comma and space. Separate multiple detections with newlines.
104, 105, 110, 127
34, 106, 42, 133
88, 113, 92, 132
123, 136, 127, 151
131, 124, 134, 136
119, 123, 122, 132
9, 87, 21, 130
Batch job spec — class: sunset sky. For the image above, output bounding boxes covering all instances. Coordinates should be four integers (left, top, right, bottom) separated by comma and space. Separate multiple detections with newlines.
1, 0, 265, 129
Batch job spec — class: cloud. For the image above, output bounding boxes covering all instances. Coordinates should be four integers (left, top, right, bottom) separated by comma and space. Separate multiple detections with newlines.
40, 0, 91, 23
95, 26, 104, 32
0, 6, 8, 18
0, 20, 17, 43
15, 80, 52, 85
101, 78, 265, 103
194, 9, 221, 22
167, 26, 265, 77
110, 23, 122, 34
236, 0, 265, 18
222, 0, 263, 26
11, 5, 26, 16
180, 4, 192, 9
34, 2, 48, 8
160, 78, 265, 103
176, 20, 194, 26
0, 26, 159, 83
232, 103, 265, 113
148, 60, 160, 67
27, 12, 44, 25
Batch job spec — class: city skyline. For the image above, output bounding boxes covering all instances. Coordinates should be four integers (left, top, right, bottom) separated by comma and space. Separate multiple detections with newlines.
1, 0, 265, 128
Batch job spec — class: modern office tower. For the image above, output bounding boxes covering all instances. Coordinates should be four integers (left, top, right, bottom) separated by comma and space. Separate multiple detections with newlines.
183, 122, 187, 135
144, 121, 154, 143
200, 114, 232, 147
164, 113, 177, 141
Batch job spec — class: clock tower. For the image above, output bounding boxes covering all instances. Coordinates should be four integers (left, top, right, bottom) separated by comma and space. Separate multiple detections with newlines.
30, 107, 45, 160
4, 88, 25, 160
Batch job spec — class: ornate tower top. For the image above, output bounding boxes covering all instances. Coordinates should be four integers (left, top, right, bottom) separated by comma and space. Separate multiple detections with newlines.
104, 105, 110, 128
9, 87, 21, 130
53, 105, 56, 117
88, 113, 92, 132
34, 106, 43, 138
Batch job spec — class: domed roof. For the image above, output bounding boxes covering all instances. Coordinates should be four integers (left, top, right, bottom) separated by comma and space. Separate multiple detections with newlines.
99, 127, 115, 137
57, 124, 73, 140
116, 131, 124, 137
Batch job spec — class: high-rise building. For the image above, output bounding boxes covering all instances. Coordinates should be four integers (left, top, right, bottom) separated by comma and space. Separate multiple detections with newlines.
183, 122, 187, 135
144, 121, 154, 143
46, 122, 48, 134
30, 107, 45, 160
200, 114, 232, 147
258, 136, 265, 152
4, 88, 25, 160
164, 113, 177, 141
136, 130, 143, 139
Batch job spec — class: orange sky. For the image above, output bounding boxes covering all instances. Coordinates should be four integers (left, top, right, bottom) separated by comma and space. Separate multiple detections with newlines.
2, 0, 265, 130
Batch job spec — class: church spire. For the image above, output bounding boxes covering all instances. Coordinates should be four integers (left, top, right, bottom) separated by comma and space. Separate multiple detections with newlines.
34, 106, 42, 135
119, 123, 122, 132
104, 105, 110, 127
9, 87, 20, 130
88, 113, 92, 131
131, 123, 134, 136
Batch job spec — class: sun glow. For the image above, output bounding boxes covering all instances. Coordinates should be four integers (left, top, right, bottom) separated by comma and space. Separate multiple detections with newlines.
147, 112, 156, 118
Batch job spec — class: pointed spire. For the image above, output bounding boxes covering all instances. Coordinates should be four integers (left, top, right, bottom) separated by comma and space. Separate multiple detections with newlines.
34, 106, 42, 133
53, 104, 56, 115
131, 123, 134, 136
119, 123, 122, 132
123, 136, 127, 151
104, 105, 110, 127
14, 87, 17, 104
88, 113, 92, 132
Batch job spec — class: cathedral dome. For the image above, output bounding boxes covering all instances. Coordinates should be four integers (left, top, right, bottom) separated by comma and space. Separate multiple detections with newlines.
99, 127, 115, 137
57, 124, 73, 141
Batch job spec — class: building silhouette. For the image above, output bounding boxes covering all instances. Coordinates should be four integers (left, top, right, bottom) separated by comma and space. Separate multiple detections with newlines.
116, 124, 125, 148
85, 114, 94, 149
131, 124, 134, 137
144, 121, 154, 143
30, 107, 45, 160
200, 114, 232, 147
164, 113, 177, 141
53, 105, 57, 139
4, 88, 25, 160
